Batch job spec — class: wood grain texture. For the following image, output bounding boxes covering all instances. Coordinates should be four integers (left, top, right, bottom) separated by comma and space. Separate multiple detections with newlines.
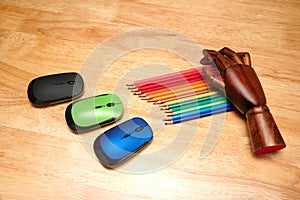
1, 0, 300, 199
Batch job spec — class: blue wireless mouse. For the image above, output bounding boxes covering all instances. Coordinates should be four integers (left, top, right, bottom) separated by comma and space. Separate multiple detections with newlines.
93, 117, 153, 168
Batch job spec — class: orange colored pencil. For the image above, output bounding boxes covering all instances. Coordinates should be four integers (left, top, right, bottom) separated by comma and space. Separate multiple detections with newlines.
144, 86, 208, 101
144, 81, 207, 99
139, 80, 206, 96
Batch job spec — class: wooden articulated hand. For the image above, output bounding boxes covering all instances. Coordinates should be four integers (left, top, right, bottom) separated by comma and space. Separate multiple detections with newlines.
201, 47, 286, 154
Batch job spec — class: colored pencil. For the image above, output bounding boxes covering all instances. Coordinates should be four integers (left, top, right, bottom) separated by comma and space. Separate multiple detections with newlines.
165, 98, 228, 116
127, 66, 232, 125
127, 67, 204, 87
164, 103, 234, 124
153, 89, 215, 104
130, 74, 204, 93
164, 96, 227, 113
137, 80, 206, 97
161, 93, 223, 110
159, 91, 218, 106
143, 85, 208, 101
127, 70, 203, 89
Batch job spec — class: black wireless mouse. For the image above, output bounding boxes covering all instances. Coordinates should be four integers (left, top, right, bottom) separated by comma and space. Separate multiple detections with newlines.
93, 117, 153, 168
65, 94, 124, 132
27, 72, 84, 107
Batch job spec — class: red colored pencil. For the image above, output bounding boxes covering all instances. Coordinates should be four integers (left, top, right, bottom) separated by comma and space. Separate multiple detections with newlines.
127, 67, 205, 87
132, 74, 204, 94
141, 81, 206, 98
144, 85, 208, 101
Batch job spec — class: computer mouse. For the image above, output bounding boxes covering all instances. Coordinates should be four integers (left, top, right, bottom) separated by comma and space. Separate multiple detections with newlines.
27, 72, 84, 107
93, 117, 153, 168
65, 93, 123, 132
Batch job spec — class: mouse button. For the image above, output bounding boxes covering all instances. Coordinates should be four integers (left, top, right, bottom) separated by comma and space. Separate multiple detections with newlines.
111, 104, 124, 117
102, 125, 123, 140
143, 126, 154, 138
71, 73, 84, 97
94, 94, 109, 106
30, 73, 71, 98
131, 117, 149, 127
33, 82, 69, 103
112, 120, 134, 134
71, 98, 98, 127
107, 94, 122, 104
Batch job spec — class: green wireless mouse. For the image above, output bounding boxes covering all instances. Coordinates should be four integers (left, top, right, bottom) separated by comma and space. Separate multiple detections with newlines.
65, 93, 123, 132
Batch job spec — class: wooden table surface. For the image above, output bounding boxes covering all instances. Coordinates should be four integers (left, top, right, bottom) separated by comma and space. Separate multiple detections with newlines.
1, 0, 300, 199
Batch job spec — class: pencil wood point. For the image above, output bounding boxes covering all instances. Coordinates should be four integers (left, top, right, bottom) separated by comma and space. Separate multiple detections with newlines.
166, 113, 175, 116
140, 93, 147, 97
153, 100, 162, 104
126, 83, 134, 86
163, 117, 172, 121
133, 92, 142, 95
130, 89, 139, 92
127, 86, 136, 89
142, 97, 151, 100
147, 99, 157, 102
164, 121, 174, 125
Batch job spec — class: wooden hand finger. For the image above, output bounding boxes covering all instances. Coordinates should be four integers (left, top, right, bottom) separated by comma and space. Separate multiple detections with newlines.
219, 47, 244, 64
202, 66, 225, 89
200, 49, 218, 65
236, 52, 251, 66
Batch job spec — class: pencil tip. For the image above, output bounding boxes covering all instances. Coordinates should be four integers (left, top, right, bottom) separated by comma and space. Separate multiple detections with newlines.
130, 89, 139, 92
164, 117, 172, 121
166, 113, 174, 116
126, 83, 134, 86
164, 121, 173, 125
153, 100, 161, 104
147, 99, 157, 103
133, 92, 142, 95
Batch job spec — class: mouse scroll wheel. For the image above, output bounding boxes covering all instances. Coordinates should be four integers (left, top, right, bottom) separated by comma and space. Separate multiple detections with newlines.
68, 81, 75, 85
135, 126, 144, 132
107, 102, 115, 107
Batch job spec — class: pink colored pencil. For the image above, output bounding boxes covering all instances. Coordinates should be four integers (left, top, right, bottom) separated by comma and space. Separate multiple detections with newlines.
127, 67, 205, 87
